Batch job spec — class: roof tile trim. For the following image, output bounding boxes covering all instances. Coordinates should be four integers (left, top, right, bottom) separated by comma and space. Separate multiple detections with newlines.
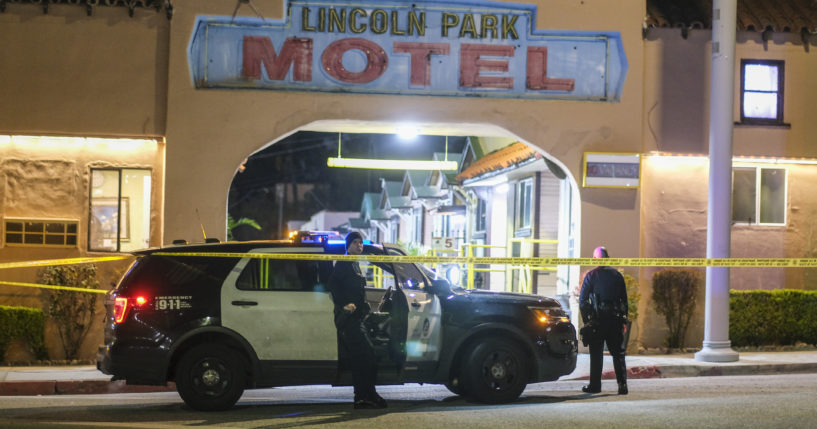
456, 142, 542, 183
645, 0, 817, 34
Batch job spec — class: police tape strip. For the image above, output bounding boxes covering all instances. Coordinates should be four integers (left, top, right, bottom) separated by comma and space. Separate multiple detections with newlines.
0, 280, 108, 294
0, 256, 129, 270
0, 256, 128, 294
152, 252, 817, 268
4, 253, 817, 295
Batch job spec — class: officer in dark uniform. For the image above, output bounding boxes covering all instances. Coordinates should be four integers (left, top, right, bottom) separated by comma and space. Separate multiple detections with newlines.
328, 231, 387, 409
579, 246, 629, 395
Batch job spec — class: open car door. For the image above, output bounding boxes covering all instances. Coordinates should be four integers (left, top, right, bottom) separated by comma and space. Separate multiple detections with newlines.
382, 245, 442, 364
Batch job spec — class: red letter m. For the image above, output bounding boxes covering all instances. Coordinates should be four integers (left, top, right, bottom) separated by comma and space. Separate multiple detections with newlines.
242, 36, 313, 81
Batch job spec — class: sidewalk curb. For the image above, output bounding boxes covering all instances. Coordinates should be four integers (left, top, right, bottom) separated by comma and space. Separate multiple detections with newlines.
2, 361, 816, 396
563, 362, 817, 381
0, 380, 176, 396
656, 363, 817, 378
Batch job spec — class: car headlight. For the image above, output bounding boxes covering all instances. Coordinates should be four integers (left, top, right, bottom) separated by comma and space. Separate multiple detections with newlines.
529, 307, 570, 324
444, 264, 462, 286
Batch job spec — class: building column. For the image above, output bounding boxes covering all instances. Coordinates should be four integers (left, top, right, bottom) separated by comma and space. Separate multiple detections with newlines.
696, 0, 739, 363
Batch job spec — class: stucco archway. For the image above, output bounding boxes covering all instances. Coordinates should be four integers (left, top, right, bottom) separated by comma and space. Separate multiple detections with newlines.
224, 119, 582, 299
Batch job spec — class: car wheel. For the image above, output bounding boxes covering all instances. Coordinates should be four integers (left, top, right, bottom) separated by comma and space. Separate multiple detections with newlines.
176, 344, 247, 411
444, 377, 464, 396
461, 338, 528, 403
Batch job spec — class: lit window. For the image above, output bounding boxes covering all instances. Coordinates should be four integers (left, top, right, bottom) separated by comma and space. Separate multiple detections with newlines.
732, 167, 786, 225
515, 179, 533, 231
4, 219, 78, 247
740, 60, 784, 124
89, 168, 152, 252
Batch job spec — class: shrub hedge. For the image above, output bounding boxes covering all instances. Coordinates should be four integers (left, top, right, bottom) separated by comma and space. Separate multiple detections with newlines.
730, 290, 817, 347
0, 305, 48, 361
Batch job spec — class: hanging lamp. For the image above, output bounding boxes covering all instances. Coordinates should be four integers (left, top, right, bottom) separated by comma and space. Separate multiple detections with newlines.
327, 133, 458, 171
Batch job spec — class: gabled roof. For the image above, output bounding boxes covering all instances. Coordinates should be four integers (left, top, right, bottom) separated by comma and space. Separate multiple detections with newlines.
360, 192, 389, 221
646, 0, 817, 35
456, 142, 542, 183
404, 170, 430, 194
380, 180, 411, 211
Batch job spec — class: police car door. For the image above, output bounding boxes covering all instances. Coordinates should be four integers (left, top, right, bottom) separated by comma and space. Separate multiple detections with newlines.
389, 250, 442, 363
221, 248, 337, 363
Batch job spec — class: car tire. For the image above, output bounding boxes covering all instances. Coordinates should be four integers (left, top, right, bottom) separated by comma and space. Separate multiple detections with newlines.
444, 377, 464, 396
461, 338, 528, 404
175, 344, 247, 411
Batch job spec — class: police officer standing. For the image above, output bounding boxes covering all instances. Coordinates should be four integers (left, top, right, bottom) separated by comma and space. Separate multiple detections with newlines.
328, 231, 387, 409
579, 246, 629, 395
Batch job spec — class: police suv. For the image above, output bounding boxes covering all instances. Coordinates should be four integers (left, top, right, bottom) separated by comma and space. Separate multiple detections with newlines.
97, 232, 578, 411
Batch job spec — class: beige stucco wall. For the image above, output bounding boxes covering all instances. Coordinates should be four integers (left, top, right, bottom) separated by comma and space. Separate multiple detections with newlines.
0, 136, 163, 361
0, 4, 169, 361
639, 28, 817, 348
643, 28, 817, 157
0, 4, 169, 136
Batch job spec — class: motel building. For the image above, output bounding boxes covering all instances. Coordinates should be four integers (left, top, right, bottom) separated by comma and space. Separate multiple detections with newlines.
1, 0, 816, 361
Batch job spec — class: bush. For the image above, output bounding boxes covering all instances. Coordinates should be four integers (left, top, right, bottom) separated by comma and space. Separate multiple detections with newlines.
0, 306, 48, 362
622, 273, 641, 322
39, 264, 100, 360
652, 269, 702, 348
730, 290, 817, 347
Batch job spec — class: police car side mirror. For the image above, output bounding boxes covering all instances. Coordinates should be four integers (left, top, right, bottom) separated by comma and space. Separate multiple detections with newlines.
430, 279, 452, 297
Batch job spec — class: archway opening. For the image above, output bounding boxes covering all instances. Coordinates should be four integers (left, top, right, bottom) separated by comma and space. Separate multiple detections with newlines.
226, 120, 581, 301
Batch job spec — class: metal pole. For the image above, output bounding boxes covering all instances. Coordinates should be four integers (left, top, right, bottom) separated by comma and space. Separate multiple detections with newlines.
695, 0, 739, 363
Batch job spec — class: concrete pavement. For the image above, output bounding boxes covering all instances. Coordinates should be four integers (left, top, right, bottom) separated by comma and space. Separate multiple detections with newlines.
2, 350, 817, 396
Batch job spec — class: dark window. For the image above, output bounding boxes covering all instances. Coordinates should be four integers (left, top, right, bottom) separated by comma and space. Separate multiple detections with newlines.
475, 198, 487, 233
740, 59, 784, 124
236, 259, 331, 291
732, 167, 786, 225
118, 256, 237, 296
3, 219, 78, 247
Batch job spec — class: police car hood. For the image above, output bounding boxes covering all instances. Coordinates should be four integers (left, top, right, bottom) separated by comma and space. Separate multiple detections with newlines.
460, 289, 561, 307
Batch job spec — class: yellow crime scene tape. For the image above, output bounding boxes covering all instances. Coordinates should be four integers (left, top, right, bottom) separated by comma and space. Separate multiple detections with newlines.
4, 253, 817, 294
0, 256, 129, 294
0, 280, 108, 294
0, 256, 129, 270
152, 252, 817, 268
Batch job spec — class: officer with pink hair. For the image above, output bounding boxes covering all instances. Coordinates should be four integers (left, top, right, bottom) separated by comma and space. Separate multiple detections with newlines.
579, 246, 629, 395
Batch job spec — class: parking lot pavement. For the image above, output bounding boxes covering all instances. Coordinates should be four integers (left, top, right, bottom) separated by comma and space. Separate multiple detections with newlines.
2, 350, 816, 395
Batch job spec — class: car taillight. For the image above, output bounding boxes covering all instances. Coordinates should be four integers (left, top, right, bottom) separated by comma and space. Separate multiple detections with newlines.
114, 297, 129, 324
113, 295, 149, 324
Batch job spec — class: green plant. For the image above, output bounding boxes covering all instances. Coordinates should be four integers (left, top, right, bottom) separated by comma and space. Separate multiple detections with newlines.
652, 269, 702, 349
622, 273, 641, 322
39, 264, 100, 360
0, 306, 48, 361
397, 239, 428, 257
227, 215, 262, 241
730, 289, 817, 346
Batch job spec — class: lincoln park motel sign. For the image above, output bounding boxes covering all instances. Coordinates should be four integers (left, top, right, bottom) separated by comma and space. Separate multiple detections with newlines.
188, 0, 627, 101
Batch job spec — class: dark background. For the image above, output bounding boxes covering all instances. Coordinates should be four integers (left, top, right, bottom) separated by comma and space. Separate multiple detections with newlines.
228, 132, 467, 240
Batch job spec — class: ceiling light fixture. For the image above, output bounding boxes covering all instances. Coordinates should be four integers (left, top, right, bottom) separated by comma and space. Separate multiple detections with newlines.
327, 133, 458, 171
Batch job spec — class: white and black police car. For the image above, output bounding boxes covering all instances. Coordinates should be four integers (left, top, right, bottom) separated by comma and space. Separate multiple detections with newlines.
97, 232, 578, 411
